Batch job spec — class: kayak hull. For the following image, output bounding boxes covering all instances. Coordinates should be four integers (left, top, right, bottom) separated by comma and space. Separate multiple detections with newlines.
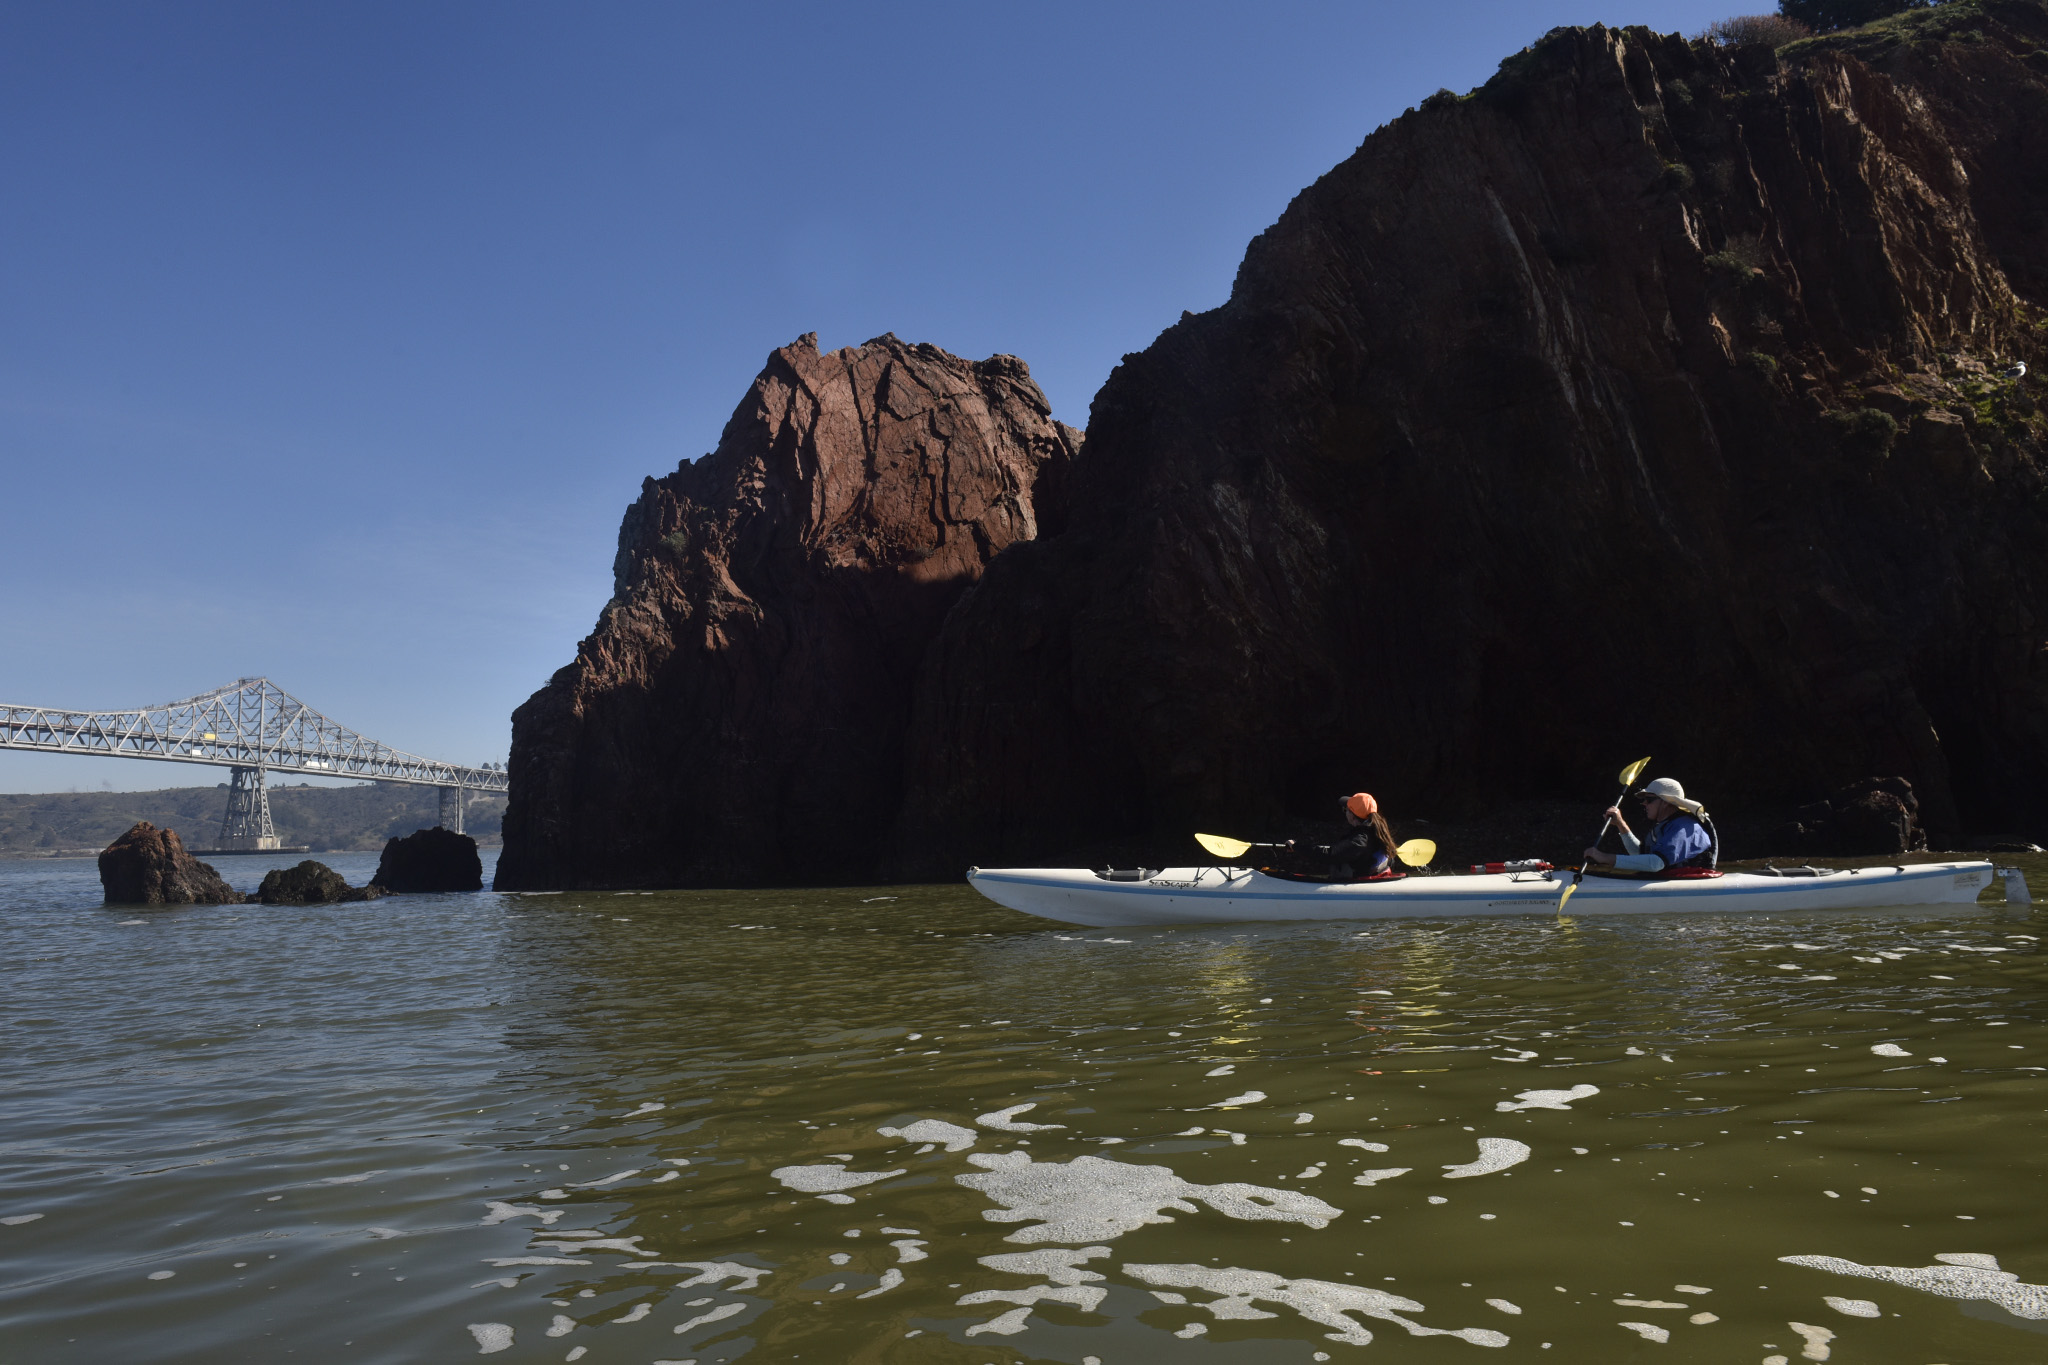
965, 862, 1996, 928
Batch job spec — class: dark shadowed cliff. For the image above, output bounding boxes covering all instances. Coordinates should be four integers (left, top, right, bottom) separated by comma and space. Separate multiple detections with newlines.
506, 2, 2048, 887
893, 0, 2048, 874
495, 334, 1079, 888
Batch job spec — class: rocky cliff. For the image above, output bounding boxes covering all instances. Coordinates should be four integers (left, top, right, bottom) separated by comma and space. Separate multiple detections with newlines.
496, 334, 1079, 887
898, 0, 2048, 870
504, 1, 2048, 887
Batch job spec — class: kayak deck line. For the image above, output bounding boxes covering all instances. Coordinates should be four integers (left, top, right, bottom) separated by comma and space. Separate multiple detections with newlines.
963, 862, 1999, 928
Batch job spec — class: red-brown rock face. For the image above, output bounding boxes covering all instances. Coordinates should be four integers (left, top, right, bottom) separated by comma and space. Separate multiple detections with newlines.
99, 822, 245, 905
496, 334, 1079, 888
897, 3, 2048, 870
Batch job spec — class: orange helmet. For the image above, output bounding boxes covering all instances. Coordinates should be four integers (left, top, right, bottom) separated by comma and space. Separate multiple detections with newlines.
1344, 792, 1378, 819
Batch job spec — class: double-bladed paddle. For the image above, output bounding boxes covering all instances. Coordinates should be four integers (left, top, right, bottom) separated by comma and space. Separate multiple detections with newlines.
1556, 755, 1653, 915
1195, 831, 1438, 868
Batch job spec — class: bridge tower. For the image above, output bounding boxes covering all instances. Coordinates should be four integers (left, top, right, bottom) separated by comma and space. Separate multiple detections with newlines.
438, 781, 465, 835
217, 764, 281, 851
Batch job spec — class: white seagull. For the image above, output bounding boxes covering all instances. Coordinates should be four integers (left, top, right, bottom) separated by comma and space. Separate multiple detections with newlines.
2002, 360, 2028, 379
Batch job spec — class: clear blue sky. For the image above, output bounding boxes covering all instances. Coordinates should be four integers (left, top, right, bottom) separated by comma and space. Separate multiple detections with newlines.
2, 0, 1735, 792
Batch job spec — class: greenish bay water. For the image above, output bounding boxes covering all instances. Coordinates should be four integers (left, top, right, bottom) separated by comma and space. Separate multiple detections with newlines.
3, 851, 2046, 1363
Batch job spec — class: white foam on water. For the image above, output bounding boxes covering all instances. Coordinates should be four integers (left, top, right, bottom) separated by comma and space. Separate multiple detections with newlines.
957, 1151, 1339, 1244
471, 1278, 518, 1289
964, 1306, 1034, 1335
1869, 1043, 1912, 1057
1, 1214, 45, 1226
890, 1239, 929, 1263
667, 1159, 691, 1167
533, 1235, 649, 1255
147, 1270, 174, 1280
1496, 1085, 1599, 1113
1442, 1139, 1531, 1179
1123, 1263, 1508, 1347
614, 1303, 651, 1323
1789, 1321, 1834, 1358
1689, 1311, 1717, 1323
881, 1226, 919, 1234
1823, 1296, 1879, 1317
117, 919, 146, 925
1338, 1139, 1389, 1152
1296, 1113, 1314, 1125
546, 1315, 576, 1337
1204, 1091, 1267, 1109
672, 1262, 770, 1290
1486, 1299, 1521, 1314
322, 1171, 384, 1185
1175, 1322, 1209, 1337
537, 1189, 567, 1200
857, 1268, 905, 1298
770, 1164, 904, 1196
569, 1169, 640, 1188
1779, 1253, 2047, 1318
1176, 1127, 1206, 1136
565, 1349, 586, 1362
877, 1119, 977, 1152
828, 1252, 850, 1266
1354, 1169, 1411, 1186
1151, 1290, 1188, 1303
485, 1257, 591, 1267
671, 1301, 747, 1335
1428, 1196, 1448, 1205
976, 1103, 1065, 1133
1617, 1321, 1667, 1343
978, 1247, 1111, 1285
1206, 1065, 1236, 1077
651, 1171, 679, 1183
1295, 1166, 1323, 1179
628, 1103, 665, 1117
1674, 1284, 1711, 1294
1614, 1298, 1686, 1308
1626, 1047, 1645, 1055
467, 1323, 514, 1353
1212, 1130, 1248, 1145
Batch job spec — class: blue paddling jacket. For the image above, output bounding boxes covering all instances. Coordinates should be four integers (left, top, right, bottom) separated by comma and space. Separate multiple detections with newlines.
1615, 813, 1715, 872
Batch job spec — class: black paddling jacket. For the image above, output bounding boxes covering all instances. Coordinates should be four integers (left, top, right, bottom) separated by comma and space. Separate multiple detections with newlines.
1318, 826, 1392, 881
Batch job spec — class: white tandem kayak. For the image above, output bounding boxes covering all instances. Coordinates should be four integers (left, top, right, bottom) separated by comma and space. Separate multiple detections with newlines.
965, 861, 2003, 928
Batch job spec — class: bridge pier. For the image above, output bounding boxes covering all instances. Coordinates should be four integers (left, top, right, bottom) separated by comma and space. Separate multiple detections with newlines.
217, 764, 281, 851
439, 782, 465, 835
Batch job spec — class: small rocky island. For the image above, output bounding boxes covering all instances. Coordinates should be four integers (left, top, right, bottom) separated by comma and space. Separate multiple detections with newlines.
99, 822, 484, 905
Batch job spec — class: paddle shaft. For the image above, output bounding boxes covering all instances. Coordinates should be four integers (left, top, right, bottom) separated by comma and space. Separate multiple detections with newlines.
1572, 786, 1637, 884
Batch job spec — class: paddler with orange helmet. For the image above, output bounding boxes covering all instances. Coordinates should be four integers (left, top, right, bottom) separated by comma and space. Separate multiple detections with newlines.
1293, 792, 1401, 882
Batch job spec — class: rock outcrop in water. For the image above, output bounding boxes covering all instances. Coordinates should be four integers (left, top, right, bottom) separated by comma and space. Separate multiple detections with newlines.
98, 822, 245, 905
496, 333, 1080, 887
504, 2, 2048, 886
899, 1, 2048, 870
256, 860, 389, 905
373, 827, 483, 892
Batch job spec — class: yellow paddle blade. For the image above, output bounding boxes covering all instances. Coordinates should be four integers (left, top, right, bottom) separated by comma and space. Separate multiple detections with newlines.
1195, 832, 1253, 859
1557, 881, 1578, 915
1395, 838, 1436, 867
1619, 755, 1652, 787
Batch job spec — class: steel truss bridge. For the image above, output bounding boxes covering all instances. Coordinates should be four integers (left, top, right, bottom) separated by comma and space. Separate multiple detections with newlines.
0, 678, 506, 851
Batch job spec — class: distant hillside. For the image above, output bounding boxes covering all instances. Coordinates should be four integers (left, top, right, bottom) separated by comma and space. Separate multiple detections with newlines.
0, 783, 507, 856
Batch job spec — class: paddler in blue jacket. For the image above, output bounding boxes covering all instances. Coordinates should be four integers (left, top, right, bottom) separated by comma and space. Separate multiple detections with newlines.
1582, 777, 1716, 872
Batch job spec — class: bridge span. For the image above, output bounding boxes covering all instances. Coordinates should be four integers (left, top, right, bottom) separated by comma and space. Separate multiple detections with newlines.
0, 678, 506, 851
